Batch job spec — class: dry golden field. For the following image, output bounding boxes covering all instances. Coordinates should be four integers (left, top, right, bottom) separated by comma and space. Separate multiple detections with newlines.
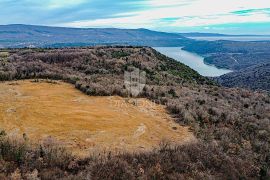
0, 80, 194, 156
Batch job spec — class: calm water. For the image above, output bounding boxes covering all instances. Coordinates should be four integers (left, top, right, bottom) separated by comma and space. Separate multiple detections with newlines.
153, 47, 232, 77
187, 36, 270, 41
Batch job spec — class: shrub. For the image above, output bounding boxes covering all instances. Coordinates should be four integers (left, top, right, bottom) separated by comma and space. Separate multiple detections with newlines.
0, 47, 269, 179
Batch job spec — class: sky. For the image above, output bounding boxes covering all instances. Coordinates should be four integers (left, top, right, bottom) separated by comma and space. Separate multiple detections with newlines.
0, 0, 270, 34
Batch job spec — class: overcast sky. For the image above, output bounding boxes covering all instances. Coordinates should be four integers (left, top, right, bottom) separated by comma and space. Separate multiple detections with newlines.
1, 0, 270, 34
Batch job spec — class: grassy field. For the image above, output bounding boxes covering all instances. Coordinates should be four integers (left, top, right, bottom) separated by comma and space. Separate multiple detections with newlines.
0, 80, 194, 157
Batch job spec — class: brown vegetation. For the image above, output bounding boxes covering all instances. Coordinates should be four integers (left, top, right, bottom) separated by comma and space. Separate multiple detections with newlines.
0, 80, 194, 157
0, 47, 269, 179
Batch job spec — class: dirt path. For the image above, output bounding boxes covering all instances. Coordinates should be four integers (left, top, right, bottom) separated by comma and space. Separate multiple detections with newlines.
0, 80, 195, 156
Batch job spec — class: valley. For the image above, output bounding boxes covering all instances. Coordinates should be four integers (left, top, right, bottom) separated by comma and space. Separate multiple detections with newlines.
1, 0, 270, 178
154, 47, 232, 77
1, 25, 269, 92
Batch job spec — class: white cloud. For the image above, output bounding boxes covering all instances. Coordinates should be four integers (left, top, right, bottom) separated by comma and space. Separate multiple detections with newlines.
60, 0, 270, 29
46, 0, 86, 9
172, 12, 270, 27
146, 0, 191, 7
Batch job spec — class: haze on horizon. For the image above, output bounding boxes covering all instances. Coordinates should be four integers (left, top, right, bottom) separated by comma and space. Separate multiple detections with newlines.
0, 0, 270, 35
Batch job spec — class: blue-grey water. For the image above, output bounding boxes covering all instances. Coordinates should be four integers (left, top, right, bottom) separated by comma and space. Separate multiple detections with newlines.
187, 36, 270, 41
153, 47, 232, 77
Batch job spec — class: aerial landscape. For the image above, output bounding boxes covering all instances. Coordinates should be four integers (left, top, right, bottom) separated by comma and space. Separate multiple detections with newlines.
0, 0, 269, 179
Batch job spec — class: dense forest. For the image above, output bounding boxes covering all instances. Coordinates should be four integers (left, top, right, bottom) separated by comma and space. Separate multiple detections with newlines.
216, 63, 270, 91
0, 47, 269, 179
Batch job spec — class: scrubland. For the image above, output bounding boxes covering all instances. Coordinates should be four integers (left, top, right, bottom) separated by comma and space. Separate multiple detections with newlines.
0, 47, 269, 179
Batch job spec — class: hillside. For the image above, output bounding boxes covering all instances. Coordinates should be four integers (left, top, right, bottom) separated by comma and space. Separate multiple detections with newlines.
1, 24, 269, 92
0, 24, 187, 48
0, 47, 210, 87
182, 40, 270, 91
216, 63, 270, 91
0, 47, 269, 179
183, 40, 270, 70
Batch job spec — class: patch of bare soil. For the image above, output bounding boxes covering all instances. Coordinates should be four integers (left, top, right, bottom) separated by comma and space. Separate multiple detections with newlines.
0, 80, 195, 156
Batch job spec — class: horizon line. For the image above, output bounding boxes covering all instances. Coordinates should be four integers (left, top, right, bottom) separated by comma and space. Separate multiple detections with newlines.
1, 23, 270, 36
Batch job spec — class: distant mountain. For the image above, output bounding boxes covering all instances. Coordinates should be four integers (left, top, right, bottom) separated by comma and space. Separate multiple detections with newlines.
179, 32, 270, 37
179, 32, 229, 37
215, 63, 270, 91
0, 24, 188, 48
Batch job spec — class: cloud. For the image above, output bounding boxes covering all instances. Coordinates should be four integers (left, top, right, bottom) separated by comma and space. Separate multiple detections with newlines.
61, 0, 270, 29
0, 0, 270, 34
46, 0, 87, 9
231, 8, 270, 16
0, 0, 146, 24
